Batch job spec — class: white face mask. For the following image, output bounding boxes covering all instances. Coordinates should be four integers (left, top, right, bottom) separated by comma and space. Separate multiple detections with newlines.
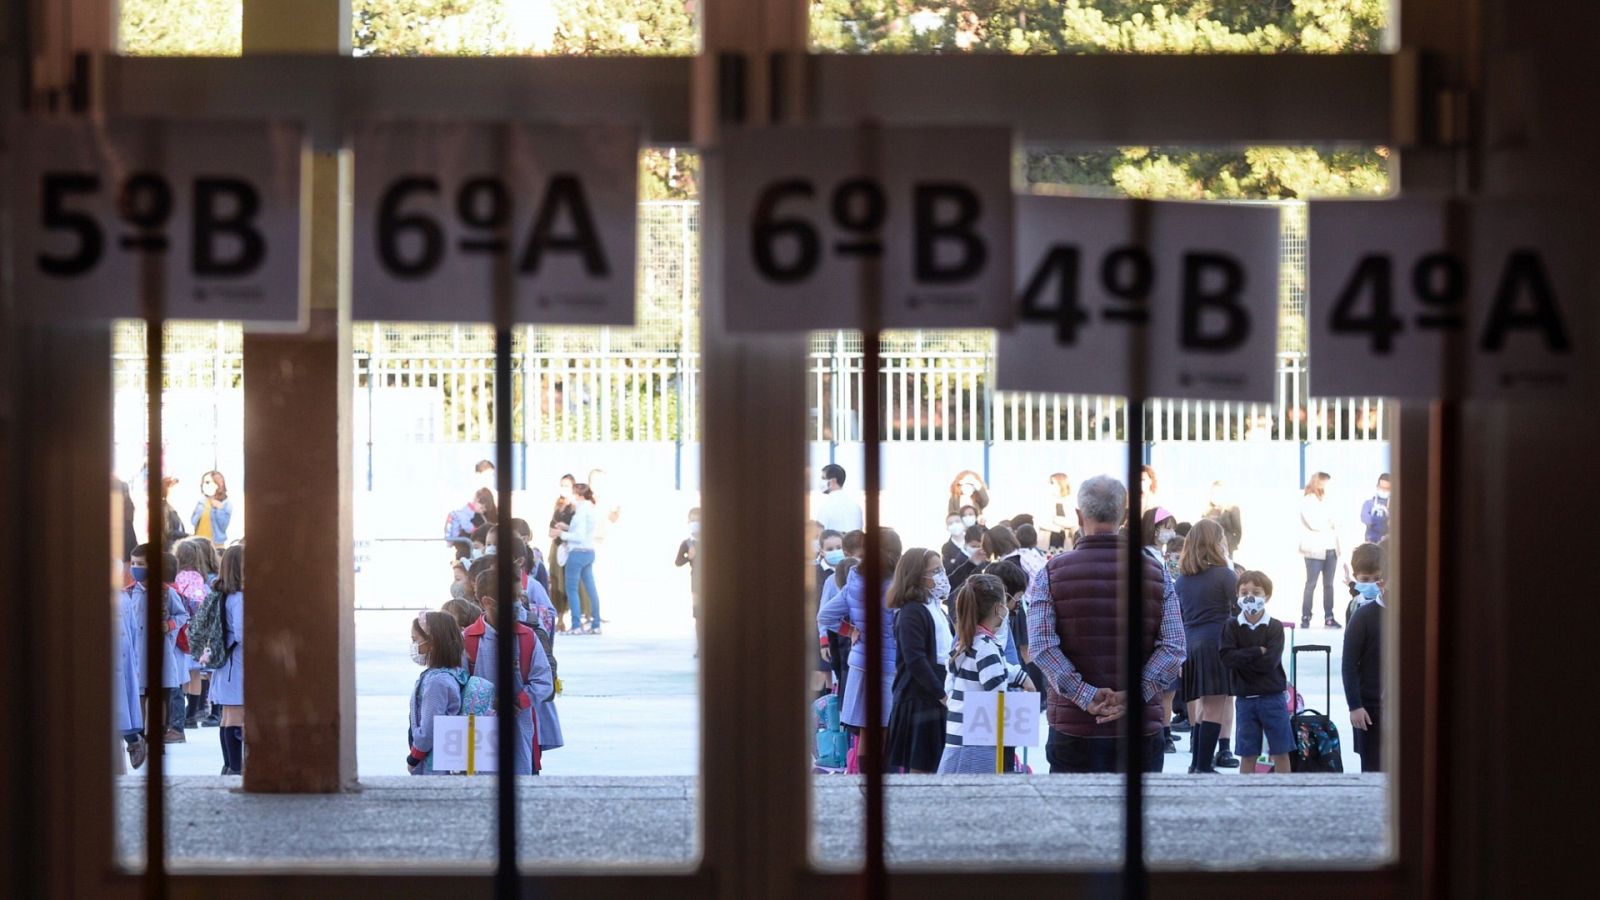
961, 545, 979, 559
202, 482, 217, 497
410, 641, 428, 666
961, 515, 977, 527
930, 569, 951, 602
688, 522, 700, 537
559, 488, 573, 499
948, 522, 964, 538
820, 479, 832, 492
1376, 489, 1391, 500
1155, 527, 1177, 546
1239, 597, 1267, 617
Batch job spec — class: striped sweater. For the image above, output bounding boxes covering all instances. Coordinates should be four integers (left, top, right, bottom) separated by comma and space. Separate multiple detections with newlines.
943, 629, 1029, 746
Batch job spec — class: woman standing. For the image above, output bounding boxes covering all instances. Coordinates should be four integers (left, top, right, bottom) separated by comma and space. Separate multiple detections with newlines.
547, 475, 577, 631
884, 549, 948, 774
1298, 472, 1347, 629
947, 470, 990, 520
208, 543, 246, 775
1205, 480, 1244, 560
1139, 465, 1161, 513
1176, 519, 1237, 773
1041, 472, 1076, 550
560, 482, 603, 634
190, 470, 234, 547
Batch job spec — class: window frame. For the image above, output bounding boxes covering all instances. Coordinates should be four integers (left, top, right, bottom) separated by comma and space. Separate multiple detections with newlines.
11, 0, 1451, 897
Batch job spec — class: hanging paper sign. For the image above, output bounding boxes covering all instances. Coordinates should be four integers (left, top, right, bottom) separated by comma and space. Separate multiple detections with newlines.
15, 118, 305, 327
352, 122, 639, 324
997, 195, 1281, 402
1309, 198, 1589, 398
722, 126, 1014, 332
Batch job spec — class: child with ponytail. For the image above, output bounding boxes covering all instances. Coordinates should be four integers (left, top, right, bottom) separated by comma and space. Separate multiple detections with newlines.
936, 574, 1035, 774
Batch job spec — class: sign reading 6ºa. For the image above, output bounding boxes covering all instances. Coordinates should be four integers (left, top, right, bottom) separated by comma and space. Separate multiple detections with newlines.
351, 122, 639, 325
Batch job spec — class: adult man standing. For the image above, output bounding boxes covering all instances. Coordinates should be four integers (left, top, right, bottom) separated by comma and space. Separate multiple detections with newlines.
814, 463, 864, 534
1027, 475, 1186, 774
1360, 473, 1392, 544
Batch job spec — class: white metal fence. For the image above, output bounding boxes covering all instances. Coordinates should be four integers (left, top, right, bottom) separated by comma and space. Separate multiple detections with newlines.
113, 200, 1386, 468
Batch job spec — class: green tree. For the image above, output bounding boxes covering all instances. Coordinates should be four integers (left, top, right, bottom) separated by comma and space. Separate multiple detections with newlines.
813, 1, 1391, 201
119, 0, 241, 55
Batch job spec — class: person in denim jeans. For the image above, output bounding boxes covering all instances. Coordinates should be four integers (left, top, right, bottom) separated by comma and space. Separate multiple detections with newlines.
560, 483, 603, 634
1297, 473, 1349, 629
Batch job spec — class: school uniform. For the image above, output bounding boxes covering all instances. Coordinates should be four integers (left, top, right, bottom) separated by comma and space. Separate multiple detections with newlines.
1342, 597, 1385, 772
1219, 613, 1293, 758
816, 568, 896, 729
936, 629, 1029, 773
113, 604, 143, 737
408, 666, 467, 774
1176, 565, 1237, 702
885, 601, 946, 772
208, 592, 246, 706
122, 582, 190, 692
465, 617, 555, 773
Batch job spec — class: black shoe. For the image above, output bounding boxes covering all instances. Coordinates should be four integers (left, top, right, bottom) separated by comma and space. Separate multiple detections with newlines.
1164, 737, 1177, 754
202, 711, 221, 728
1325, 616, 1342, 630
220, 766, 239, 776
1301, 617, 1312, 629
1187, 764, 1197, 774
1214, 749, 1240, 768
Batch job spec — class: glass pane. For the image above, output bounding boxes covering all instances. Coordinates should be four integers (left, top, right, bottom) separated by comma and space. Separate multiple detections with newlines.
807, 329, 1131, 869
812, 0, 1391, 54
120, 0, 242, 55
353, 0, 699, 56
1028, 147, 1394, 867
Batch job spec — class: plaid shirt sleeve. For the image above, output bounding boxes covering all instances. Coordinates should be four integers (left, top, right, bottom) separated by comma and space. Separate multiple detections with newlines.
1026, 565, 1099, 711
1141, 569, 1187, 703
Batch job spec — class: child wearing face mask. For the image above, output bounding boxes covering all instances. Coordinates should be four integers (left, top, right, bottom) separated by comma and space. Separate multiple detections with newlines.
885, 549, 950, 773
1219, 571, 1293, 774
407, 611, 471, 775
936, 574, 1035, 774
1343, 542, 1387, 773
941, 514, 967, 573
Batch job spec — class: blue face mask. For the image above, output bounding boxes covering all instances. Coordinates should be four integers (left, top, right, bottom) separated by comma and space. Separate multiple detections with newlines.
129, 565, 148, 584
823, 549, 845, 567
1354, 580, 1382, 601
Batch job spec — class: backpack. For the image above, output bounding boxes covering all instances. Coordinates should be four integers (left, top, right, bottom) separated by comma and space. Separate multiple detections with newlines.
462, 619, 542, 772
188, 589, 229, 666
1289, 709, 1345, 773
813, 692, 849, 770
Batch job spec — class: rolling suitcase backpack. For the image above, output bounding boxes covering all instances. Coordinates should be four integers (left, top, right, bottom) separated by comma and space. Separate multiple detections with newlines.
814, 690, 850, 770
1289, 644, 1344, 773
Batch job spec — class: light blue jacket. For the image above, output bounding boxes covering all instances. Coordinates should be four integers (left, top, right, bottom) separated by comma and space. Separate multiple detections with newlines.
408, 666, 466, 774
192, 499, 234, 544
467, 620, 556, 773
122, 582, 190, 690
209, 592, 245, 706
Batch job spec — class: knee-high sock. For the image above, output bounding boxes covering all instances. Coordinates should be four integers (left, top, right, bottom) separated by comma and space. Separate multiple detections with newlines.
1194, 721, 1222, 773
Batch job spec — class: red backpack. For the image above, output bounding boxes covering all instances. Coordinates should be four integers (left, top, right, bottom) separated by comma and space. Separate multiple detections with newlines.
462, 617, 541, 771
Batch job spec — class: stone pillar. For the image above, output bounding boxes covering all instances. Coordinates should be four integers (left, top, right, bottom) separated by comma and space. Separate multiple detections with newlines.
239, 0, 356, 792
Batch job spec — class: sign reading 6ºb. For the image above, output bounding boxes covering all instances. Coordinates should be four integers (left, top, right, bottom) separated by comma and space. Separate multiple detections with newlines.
352, 122, 639, 325
16, 119, 305, 326
721, 127, 1014, 332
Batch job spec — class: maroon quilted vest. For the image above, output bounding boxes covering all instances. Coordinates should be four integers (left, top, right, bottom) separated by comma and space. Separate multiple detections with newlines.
1043, 533, 1168, 738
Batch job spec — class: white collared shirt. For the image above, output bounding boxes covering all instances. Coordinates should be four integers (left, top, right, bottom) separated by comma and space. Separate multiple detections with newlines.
1237, 611, 1272, 630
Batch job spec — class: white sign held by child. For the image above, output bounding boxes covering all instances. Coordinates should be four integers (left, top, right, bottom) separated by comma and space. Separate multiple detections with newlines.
432, 715, 499, 773
962, 691, 1040, 747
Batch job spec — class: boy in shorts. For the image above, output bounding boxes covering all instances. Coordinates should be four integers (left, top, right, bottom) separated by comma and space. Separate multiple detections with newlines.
1219, 570, 1293, 774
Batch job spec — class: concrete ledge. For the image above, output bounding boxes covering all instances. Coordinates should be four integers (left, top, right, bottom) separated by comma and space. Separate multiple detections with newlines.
121, 774, 1387, 870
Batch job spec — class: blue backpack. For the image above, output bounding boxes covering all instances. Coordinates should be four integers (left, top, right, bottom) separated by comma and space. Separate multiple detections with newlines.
813, 692, 849, 769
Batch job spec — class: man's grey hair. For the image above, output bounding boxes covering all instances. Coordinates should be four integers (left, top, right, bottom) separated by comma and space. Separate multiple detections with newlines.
1076, 474, 1127, 525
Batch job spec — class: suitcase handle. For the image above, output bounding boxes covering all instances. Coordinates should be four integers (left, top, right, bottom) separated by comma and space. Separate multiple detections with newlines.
1289, 645, 1334, 713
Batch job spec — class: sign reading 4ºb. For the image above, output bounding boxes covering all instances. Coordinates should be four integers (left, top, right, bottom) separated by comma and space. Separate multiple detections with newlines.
15, 119, 305, 326
352, 122, 639, 325
721, 126, 1014, 332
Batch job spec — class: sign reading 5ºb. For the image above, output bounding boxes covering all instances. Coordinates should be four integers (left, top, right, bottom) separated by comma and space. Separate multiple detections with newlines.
721, 127, 1014, 332
352, 122, 639, 324
16, 119, 305, 326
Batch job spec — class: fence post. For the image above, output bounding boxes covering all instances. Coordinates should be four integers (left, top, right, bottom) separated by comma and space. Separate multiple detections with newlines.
981, 342, 993, 484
